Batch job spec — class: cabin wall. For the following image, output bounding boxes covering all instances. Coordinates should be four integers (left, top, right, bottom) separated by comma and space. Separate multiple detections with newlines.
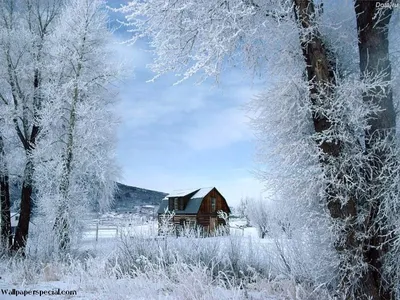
158, 214, 196, 224
198, 188, 230, 215
196, 215, 211, 228
196, 188, 230, 233
172, 215, 197, 226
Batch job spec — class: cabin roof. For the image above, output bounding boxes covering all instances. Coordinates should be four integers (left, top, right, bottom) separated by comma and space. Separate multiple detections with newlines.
192, 187, 213, 198
157, 187, 216, 215
167, 189, 197, 198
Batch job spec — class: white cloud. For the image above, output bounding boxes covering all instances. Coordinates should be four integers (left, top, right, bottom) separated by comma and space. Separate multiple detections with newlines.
180, 107, 253, 151
117, 85, 208, 129
116, 72, 262, 151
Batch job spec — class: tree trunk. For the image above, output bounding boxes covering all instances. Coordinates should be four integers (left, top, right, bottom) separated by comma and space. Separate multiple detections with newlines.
54, 210, 70, 252
11, 107, 40, 253
293, 0, 339, 154
292, 2, 358, 210
11, 43, 41, 253
294, 0, 395, 298
0, 173, 11, 251
12, 159, 33, 254
355, 2, 394, 299
293, 0, 365, 298
54, 58, 82, 252
0, 135, 12, 252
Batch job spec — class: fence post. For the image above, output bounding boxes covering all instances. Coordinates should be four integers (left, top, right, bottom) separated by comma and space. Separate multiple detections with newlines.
95, 220, 99, 242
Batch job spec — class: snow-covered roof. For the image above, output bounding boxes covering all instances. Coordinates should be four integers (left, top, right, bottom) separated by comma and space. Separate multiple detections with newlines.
192, 187, 213, 199
166, 187, 214, 199
158, 187, 217, 214
167, 188, 199, 198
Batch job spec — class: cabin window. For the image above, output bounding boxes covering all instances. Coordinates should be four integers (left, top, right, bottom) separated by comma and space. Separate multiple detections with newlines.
15, 216, 19, 221
211, 197, 216, 212
174, 198, 179, 210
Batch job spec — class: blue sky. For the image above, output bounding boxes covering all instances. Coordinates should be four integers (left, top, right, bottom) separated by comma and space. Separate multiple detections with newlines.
109, 6, 266, 207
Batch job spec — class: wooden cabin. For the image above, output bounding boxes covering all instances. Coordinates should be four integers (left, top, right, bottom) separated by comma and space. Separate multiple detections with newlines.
157, 187, 231, 235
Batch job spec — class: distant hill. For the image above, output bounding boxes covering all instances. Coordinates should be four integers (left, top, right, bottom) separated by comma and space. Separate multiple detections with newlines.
9, 181, 167, 214
111, 182, 167, 213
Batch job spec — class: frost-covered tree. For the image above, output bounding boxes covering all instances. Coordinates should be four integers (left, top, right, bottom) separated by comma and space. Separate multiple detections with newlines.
120, 0, 400, 298
0, 0, 62, 252
32, 0, 121, 253
237, 196, 250, 226
247, 197, 269, 238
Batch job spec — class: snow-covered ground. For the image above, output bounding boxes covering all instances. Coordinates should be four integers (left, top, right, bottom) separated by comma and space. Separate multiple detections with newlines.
0, 215, 325, 299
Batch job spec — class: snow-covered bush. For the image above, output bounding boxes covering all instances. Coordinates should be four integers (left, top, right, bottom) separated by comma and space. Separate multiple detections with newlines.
158, 209, 175, 236
108, 224, 335, 292
247, 197, 270, 239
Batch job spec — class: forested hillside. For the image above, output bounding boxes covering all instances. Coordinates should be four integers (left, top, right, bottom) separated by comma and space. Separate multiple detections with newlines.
9, 181, 166, 213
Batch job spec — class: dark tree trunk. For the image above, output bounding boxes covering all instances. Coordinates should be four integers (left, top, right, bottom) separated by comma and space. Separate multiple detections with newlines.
11, 60, 41, 253
0, 174, 11, 250
293, 0, 339, 154
356, 2, 395, 131
294, 0, 395, 298
11, 160, 33, 254
355, 1, 394, 299
293, 0, 358, 218
0, 136, 12, 252
11, 125, 38, 254
293, 0, 373, 298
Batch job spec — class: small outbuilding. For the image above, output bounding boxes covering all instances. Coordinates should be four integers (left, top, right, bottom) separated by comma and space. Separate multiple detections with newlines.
157, 187, 231, 234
